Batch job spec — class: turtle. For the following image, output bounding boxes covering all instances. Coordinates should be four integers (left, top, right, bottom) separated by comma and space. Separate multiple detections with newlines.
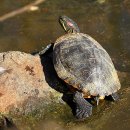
42, 15, 121, 119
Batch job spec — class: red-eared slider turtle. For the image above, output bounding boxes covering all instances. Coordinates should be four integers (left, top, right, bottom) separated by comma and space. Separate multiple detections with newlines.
53, 16, 121, 119
41, 16, 121, 119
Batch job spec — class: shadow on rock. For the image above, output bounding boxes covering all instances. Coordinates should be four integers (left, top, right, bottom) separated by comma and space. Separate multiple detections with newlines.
36, 44, 77, 116
0, 116, 18, 130
39, 44, 69, 93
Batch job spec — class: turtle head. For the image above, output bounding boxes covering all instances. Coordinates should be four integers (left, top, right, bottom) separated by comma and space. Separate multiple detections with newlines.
59, 15, 80, 33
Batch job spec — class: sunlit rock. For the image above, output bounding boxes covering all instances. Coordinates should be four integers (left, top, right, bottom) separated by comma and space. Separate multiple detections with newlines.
0, 51, 63, 116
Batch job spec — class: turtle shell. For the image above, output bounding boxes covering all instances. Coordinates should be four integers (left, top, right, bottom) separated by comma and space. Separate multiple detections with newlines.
53, 33, 121, 97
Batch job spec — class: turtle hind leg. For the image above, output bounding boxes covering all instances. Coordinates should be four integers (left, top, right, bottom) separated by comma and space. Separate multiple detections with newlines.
111, 92, 119, 101
73, 91, 92, 120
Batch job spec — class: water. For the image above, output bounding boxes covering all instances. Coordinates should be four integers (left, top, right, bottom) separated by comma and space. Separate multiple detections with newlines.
0, 0, 130, 130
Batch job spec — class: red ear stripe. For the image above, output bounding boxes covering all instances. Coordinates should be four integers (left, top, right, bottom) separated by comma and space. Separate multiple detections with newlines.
67, 21, 74, 27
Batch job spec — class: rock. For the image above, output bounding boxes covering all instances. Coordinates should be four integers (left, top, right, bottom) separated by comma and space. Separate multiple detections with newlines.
0, 51, 65, 116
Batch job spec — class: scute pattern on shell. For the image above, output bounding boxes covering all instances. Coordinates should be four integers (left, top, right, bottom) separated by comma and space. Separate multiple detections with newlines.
53, 33, 121, 97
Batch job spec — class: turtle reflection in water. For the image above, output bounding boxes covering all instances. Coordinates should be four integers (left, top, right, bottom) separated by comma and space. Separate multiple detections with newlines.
43, 16, 121, 120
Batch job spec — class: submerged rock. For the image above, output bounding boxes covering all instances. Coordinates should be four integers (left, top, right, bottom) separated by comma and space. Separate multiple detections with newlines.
0, 51, 64, 117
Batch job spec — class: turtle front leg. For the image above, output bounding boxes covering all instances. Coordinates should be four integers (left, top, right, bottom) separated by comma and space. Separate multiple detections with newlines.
73, 91, 92, 119
38, 44, 53, 55
33, 43, 53, 56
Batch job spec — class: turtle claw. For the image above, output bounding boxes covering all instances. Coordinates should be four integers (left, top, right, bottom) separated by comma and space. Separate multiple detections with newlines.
94, 96, 99, 106
111, 92, 119, 101
73, 91, 92, 119
75, 106, 92, 119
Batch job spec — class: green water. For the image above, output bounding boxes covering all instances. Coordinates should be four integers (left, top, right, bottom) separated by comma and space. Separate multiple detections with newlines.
0, 0, 130, 130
